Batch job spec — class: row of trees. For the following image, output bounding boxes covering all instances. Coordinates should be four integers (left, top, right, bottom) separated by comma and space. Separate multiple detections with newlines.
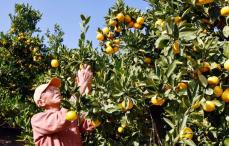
0, 0, 229, 145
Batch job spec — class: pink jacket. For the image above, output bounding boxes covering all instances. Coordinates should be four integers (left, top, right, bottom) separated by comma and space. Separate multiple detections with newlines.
31, 108, 91, 146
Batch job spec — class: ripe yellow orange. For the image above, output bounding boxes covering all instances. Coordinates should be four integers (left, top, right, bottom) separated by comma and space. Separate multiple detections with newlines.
96, 33, 105, 41
207, 76, 219, 86
172, 41, 180, 55
136, 17, 145, 25
118, 127, 124, 133
102, 27, 109, 35
224, 59, 229, 71
176, 82, 188, 91
108, 19, 117, 27
51, 59, 59, 68
121, 98, 134, 110
116, 13, 125, 22
213, 86, 223, 97
221, 88, 229, 103
133, 23, 142, 29
196, 0, 213, 5
113, 47, 119, 53
220, 6, 229, 16
128, 21, 134, 28
113, 39, 120, 45
151, 97, 165, 106
114, 26, 122, 33
66, 111, 77, 121
92, 119, 101, 127
105, 46, 114, 55
203, 101, 216, 112
144, 57, 152, 64
174, 16, 182, 25
180, 127, 193, 139
199, 62, 210, 73
124, 15, 132, 23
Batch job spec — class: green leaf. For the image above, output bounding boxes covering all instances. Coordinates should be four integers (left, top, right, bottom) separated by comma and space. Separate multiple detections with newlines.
155, 35, 170, 48
80, 14, 86, 21
223, 26, 229, 38
223, 42, 229, 59
183, 139, 197, 146
179, 31, 196, 41
224, 138, 229, 146
198, 74, 208, 88
163, 117, 175, 128
166, 60, 182, 78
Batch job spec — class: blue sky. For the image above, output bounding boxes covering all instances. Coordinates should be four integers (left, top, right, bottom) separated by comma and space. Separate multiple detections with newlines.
0, 0, 149, 48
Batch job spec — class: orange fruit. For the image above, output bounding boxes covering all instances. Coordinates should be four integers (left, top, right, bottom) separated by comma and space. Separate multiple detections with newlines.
196, 0, 213, 5
220, 6, 229, 16
118, 127, 124, 133
144, 57, 152, 64
136, 17, 145, 25
221, 88, 229, 103
176, 82, 188, 91
66, 111, 77, 121
121, 98, 134, 110
102, 27, 109, 34
96, 33, 104, 41
180, 127, 193, 139
133, 23, 142, 29
213, 86, 223, 97
116, 13, 125, 22
51, 59, 59, 68
114, 26, 122, 33
113, 47, 119, 53
92, 119, 101, 127
224, 59, 229, 71
105, 46, 114, 55
128, 21, 134, 28
172, 41, 180, 55
207, 76, 219, 86
199, 62, 210, 73
203, 101, 216, 112
113, 39, 120, 45
151, 97, 165, 106
108, 19, 117, 27
174, 16, 182, 25
124, 15, 132, 23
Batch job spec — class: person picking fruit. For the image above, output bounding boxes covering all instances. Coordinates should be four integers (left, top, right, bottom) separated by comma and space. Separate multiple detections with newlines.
31, 64, 94, 146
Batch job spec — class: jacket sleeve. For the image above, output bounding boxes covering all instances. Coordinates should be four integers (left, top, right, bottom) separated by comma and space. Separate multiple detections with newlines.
31, 108, 71, 135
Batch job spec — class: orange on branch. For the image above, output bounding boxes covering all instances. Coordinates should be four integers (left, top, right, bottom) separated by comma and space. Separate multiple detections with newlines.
66, 111, 77, 121
136, 17, 145, 25
116, 13, 125, 22
51, 59, 59, 68
96, 33, 105, 41
203, 101, 216, 112
220, 6, 229, 16
222, 89, 229, 103
207, 76, 219, 86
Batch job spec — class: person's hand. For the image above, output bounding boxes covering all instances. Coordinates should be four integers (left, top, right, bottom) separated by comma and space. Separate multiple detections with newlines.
76, 64, 93, 86
76, 64, 93, 95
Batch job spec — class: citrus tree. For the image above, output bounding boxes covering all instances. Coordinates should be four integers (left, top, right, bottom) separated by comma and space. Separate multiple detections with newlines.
1, 1, 229, 146
76, 0, 229, 145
